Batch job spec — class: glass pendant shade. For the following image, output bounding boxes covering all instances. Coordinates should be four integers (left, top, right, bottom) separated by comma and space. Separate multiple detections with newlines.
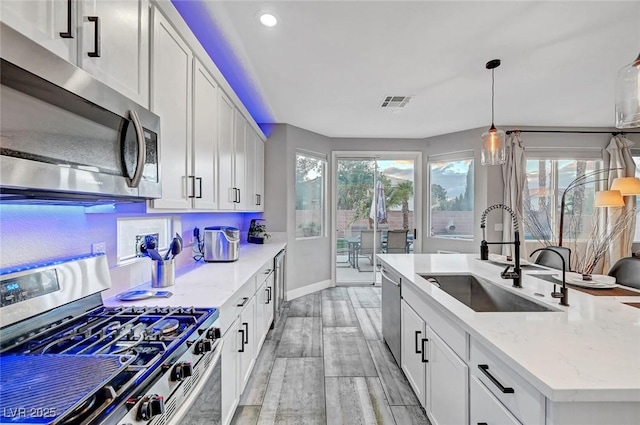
615, 52, 640, 129
481, 125, 506, 165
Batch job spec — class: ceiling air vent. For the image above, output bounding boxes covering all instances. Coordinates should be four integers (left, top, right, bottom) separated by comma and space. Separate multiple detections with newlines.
380, 95, 411, 108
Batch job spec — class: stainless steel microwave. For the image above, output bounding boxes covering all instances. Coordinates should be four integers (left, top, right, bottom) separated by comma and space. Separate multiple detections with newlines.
0, 23, 161, 202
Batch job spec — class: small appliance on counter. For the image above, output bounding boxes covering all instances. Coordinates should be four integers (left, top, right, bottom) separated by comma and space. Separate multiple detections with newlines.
204, 226, 240, 262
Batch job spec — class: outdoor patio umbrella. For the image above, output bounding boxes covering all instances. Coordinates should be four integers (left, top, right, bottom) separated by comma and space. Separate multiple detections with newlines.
369, 180, 387, 224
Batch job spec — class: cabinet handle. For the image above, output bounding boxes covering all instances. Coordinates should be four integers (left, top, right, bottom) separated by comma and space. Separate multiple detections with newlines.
237, 297, 249, 307
421, 338, 429, 363
188, 176, 196, 198
237, 188, 241, 204
478, 423, 488, 425
414, 331, 422, 354
238, 329, 245, 352
242, 322, 249, 344
60, 0, 73, 38
196, 177, 203, 198
266, 287, 272, 303
478, 364, 515, 394
87, 16, 100, 57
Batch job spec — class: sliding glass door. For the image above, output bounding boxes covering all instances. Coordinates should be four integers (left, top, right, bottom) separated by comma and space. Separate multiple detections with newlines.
333, 153, 420, 285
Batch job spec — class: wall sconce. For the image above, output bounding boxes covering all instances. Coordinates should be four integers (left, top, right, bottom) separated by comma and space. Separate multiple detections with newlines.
481, 59, 506, 166
615, 52, 640, 129
594, 190, 625, 208
611, 176, 640, 196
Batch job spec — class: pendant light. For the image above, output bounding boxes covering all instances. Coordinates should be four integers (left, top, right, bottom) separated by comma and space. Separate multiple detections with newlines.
615, 51, 640, 129
481, 59, 506, 165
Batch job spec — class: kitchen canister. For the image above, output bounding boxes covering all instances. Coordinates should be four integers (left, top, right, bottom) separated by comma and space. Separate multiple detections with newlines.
152, 258, 175, 288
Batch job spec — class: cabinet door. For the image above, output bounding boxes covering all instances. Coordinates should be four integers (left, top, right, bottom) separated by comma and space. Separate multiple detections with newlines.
238, 296, 256, 392
150, 8, 192, 209
255, 280, 267, 351
192, 59, 218, 210
244, 127, 257, 211
79, 0, 149, 107
263, 271, 275, 333
400, 299, 427, 407
470, 375, 521, 425
234, 110, 247, 210
427, 325, 468, 425
217, 91, 236, 210
254, 134, 265, 212
1, 0, 77, 63
221, 320, 239, 425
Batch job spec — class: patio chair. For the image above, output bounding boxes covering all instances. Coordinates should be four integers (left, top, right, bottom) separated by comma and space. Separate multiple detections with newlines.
385, 229, 409, 253
357, 230, 382, 271
607, 257, 640, 290
336, 237, 351, 268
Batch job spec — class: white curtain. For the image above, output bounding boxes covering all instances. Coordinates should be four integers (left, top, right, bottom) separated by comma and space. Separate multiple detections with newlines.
604, 135, 637, 271
502, 133, 527, 257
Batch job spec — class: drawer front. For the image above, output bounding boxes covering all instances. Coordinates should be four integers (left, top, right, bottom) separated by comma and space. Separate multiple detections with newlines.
402, 281, 467, 359
470, 375, 521, 425
470, 339, 545, 425
219, 276, 257, 335
257, 260, 274, 284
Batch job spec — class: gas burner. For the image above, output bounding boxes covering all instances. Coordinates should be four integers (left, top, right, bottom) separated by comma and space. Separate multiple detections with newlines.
150, 319, 180, 335
105, 321, 122, 333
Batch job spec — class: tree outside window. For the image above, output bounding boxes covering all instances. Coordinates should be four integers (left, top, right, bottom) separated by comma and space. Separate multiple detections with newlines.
296, 154, 326, 238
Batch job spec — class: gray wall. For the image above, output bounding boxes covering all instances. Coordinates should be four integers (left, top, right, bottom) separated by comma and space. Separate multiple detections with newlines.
265, 124, 333, 293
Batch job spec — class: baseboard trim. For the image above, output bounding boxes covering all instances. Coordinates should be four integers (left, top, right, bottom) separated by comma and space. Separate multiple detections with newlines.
286, 279, 333, 300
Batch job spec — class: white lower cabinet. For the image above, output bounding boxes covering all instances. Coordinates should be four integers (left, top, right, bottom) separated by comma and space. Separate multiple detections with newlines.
238, 295, 256, 392
470, 375, 521, 425
263, 270, 275, 335
401, 296, 468, 425
221, 318, 239, 425
426, 325, 468, 425
401, 299, 427, 407
255, 280, 267, 350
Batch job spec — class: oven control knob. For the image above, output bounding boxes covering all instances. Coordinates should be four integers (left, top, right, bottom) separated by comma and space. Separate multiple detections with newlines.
171, 361, 193, 381
206, 327, 221, 340
194, 339, 212, 354
137, 394, 164, 421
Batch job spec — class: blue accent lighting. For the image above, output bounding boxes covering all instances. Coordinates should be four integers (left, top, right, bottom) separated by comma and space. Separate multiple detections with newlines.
171, 0, 275, 136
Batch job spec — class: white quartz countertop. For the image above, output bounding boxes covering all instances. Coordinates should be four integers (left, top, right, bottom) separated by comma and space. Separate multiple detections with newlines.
377, 253, 640, 403
103, 236, 286, 309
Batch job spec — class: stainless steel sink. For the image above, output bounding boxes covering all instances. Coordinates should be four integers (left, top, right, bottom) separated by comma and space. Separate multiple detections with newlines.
420, 274, 557, 313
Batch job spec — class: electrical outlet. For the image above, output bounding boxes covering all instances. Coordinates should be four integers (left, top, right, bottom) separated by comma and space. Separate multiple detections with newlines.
92, 242, 106, 254
135, 233, 159, 257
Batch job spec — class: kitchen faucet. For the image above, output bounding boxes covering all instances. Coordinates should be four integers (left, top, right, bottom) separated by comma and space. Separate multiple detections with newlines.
529, 248, 569, 306
480, 204, 522, 288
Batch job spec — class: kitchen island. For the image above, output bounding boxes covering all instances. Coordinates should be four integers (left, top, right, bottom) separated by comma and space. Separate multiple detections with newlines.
378, 253, 640, 425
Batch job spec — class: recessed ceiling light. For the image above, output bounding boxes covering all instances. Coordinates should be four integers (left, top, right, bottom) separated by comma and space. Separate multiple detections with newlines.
260, 13, 278, 27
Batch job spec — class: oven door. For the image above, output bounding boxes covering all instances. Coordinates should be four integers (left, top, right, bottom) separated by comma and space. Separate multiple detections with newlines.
168, 339, 223, 425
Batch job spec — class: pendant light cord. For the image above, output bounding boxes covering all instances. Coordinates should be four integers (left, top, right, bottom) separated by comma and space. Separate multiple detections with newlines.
491, 68, 495, 127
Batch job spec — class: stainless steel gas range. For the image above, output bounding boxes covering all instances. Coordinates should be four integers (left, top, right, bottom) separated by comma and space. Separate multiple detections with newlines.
0, 255, 221, 425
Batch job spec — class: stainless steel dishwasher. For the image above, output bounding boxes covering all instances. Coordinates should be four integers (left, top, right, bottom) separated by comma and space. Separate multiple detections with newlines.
381, 265, 401, 365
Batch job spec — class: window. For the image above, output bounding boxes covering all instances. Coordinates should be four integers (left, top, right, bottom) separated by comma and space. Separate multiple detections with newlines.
523, 159, 601, 242
296, 152, 326, 238
429, 158, 474, 239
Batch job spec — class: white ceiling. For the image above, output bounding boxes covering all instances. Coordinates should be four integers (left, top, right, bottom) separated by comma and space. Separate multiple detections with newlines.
204, 1, 640, 138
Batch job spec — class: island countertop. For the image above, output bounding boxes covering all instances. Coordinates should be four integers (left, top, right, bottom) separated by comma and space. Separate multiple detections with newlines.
377, 253, 640, 403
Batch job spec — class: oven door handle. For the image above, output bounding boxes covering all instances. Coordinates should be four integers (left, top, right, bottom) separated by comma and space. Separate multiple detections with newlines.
127, 110, 146, 188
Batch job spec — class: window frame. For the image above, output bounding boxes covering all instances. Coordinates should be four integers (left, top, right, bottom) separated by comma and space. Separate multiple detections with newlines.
295, 150, 327, 240
427, 151, 475, 241
632, 149, 640, 243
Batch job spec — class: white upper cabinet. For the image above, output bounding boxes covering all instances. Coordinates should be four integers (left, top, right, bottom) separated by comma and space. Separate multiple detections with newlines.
192, 59, 218, 210
1, 0, 77, 63
234, 109, 247, 210
150, 7, 192, 209
254, 134, 265, 211
245, 128, 265, 212
217, 91, 236, 210
78, 0, 149, 107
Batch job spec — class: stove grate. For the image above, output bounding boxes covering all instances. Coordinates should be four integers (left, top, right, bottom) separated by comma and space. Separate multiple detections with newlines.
0, 353, 133, 424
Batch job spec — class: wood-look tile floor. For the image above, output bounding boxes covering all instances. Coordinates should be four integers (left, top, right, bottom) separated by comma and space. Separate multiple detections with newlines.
230, 286, 431, 425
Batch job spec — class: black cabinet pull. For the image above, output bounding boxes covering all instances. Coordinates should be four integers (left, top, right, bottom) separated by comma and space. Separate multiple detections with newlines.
258, 194, 261, 205
87, 16, 100, 57
478, 364, 514, 394
238, 329, 245, 352
266, 287, 272, 303
196, 177, 202, 198
237, 297, 248, 307
237, 188, 241, 204
421, 338, 429, 363
242, 322, 249, 344
60, 0, 73, 38
187, 176, 196, 198
478, 423, 488, 425
414, 330, 422, 354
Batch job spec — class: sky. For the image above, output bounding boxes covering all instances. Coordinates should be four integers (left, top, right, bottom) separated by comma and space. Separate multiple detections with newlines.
429, 159, 472, 199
